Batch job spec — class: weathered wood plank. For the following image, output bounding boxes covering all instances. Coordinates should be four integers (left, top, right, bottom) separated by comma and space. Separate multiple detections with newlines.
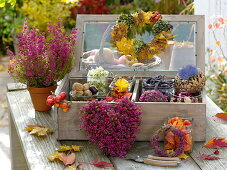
7, 90, 113, 170
189, 97, 227, 170
110, 142, 200, 170
9, 113, 29, 170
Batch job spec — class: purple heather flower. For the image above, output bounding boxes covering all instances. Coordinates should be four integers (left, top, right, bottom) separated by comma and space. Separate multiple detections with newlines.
79, 98, 142, 158
139, 90, 168, 102
7, 20, 77, 88
178, 65, 199, 80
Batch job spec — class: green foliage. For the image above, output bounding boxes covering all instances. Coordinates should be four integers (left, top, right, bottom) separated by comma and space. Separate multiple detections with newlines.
207, 63, 227, 112
0, 0, 16, 7
21, 0, 76, 32
133, 39, 146, 55
0, 2, 23, 55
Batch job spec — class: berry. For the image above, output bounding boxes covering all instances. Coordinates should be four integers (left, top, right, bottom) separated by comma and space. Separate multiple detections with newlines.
60, 103, 68, 109
55, 95, 62, 103
214, 150, 220, 155
62, 108, 69, 112
47, 95, 55, 100
59, 92, 67, 100
55, 103, 60, 108
183, 120, 191, 126
46, 99, 54, 106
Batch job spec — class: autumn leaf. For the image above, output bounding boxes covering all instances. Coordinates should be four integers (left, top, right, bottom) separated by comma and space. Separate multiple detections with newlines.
65, 166, 76, 170
165, 131, 175, 145
215, 113, 227, 120
47, 152, 63, 162
214, 22, 220, 28
208, 24, 212, 29
204, 137, 227, 148
59, 153, 76, 166
178, 152, 188, 160
197, 153, 220, 160
57, 145, 72, 152
57, 145, 81, 152
218, 17, 224, 24
92, 157, 113, 168
25, 124, 53, 136
72, 145, 81, 152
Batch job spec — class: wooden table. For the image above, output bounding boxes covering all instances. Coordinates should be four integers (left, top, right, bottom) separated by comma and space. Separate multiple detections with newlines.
7, 89, 227, 170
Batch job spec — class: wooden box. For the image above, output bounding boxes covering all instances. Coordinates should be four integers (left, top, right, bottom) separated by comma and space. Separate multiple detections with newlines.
54, 14, 206, 141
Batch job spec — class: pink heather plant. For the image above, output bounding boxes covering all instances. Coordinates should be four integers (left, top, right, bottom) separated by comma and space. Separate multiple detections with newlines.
79, 98, 142, 158
7, 20, 77, 87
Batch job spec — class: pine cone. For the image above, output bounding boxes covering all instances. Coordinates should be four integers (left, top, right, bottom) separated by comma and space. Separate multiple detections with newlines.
174, 70, 206, 94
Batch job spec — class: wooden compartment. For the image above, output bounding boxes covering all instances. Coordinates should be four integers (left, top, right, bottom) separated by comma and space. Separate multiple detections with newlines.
54, 14, 206, 141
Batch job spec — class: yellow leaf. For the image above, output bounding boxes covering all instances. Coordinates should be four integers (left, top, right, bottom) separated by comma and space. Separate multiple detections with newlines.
57, 145, 72, 152
47, 152, 63, 162
166, 149, 174, 154
71, 145, 81, 152
178, 152, 188, 160
25, 124, 53, 137
216, 41, 221, 46
65, 166, 76, 170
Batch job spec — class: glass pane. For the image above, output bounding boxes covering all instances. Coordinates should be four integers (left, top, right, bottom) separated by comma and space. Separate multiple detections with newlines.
80, 21, 196, 71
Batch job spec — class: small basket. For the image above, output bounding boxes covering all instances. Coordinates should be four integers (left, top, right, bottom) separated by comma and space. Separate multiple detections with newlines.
69, 90, 98, 101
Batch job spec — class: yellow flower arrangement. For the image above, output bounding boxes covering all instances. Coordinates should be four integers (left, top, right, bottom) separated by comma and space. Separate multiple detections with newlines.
110, 10, 174, 64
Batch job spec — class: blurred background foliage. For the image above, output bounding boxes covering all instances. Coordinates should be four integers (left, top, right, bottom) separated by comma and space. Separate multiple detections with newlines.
0, 0, 193, 56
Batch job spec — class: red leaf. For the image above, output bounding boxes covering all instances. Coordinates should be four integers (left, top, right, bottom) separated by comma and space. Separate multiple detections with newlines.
92, 157, 113, 168
59, 153, 76, 166
198, 153, 221, 160
215, 113, 227, 120
204, 137, 227, 148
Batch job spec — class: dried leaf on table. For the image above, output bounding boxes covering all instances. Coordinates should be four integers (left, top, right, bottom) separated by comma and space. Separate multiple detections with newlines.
47, 152, 63, 162
213, 113, 227, 124
197, 153, 221, 160
72, 145, 81, 152
178, 152, 188, 160
204, 137, 227, 148
92, 157, 113, 168
25, 124, 53, 136
65, 166, 76, 170
59, 153, 76, 166
57, 145, 81, 152
57, 145, 72, 152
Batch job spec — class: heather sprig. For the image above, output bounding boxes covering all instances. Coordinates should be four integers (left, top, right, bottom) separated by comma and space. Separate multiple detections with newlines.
79, 98, 142, 158
7, 20, 77, 87
139, 90, 168, 102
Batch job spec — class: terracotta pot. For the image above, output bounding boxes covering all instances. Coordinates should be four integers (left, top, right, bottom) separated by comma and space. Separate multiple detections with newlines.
27, 85, 57, 112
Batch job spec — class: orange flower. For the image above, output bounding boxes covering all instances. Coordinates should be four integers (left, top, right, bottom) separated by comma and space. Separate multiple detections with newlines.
216, 41, 221, 46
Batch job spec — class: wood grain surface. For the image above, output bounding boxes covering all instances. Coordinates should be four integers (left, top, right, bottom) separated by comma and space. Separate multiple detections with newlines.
7, 89, 226, 170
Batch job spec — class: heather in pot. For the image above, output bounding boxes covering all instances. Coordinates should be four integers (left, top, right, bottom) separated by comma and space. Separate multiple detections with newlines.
7, 20, 77, 111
